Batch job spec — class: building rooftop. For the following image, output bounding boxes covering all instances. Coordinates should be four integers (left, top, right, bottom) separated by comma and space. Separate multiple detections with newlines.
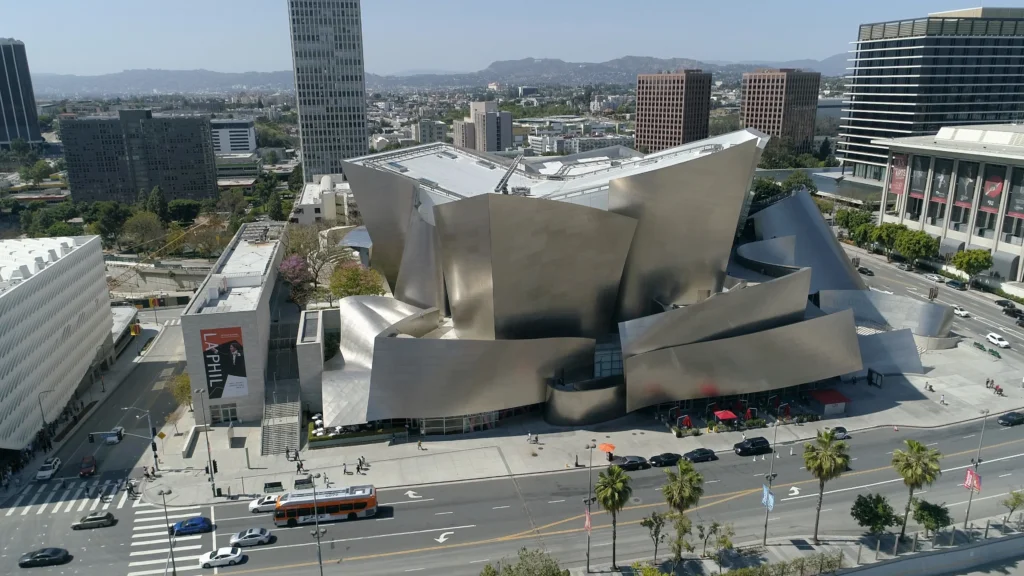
298, 175, 351, 206
215, 152, 259, 163
0, 237, 86, 296
185, 222, 284, 314
217, 177, 257, 187
873, 124, 1024, 162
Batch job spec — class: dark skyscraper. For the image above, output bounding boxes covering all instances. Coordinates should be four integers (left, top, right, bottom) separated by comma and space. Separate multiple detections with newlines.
0, 38, 42, 148
635, 70, 712, 153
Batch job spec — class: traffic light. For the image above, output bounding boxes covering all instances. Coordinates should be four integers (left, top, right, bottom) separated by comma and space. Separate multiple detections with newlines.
116, 428, 124, 441
151, 441, 158, 453
151, 427, 157, 438
88, 433, 94, 443
204, 465, 210, 475
212, 460, 219, 474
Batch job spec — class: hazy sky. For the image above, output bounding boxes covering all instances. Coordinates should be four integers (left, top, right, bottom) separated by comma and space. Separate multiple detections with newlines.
3, 0, 1016, 76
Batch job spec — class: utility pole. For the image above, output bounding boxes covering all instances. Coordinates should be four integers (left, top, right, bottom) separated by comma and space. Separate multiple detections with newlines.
194, 389, 216, 497
963, 409, 989, 529
584, 441, 596, 573
159, 489, 177, 576
762, 405, 786, 546
311, 473, 326, 576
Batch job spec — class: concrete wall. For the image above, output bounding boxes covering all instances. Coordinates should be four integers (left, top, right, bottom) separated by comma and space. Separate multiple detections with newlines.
295, 310, 324, 412
840, 533, 1024, 576
106, 262, 210, 294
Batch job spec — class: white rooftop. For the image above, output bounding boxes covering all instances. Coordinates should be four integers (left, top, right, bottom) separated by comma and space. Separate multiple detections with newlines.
186, 222, 284, 314
0, 237, 80, 296
873, 124, 1024, 162
299, 174, 351, 205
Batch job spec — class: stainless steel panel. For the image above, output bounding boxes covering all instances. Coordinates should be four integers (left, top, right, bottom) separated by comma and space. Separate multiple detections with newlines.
856, 329, 924, 376
625, 310, 863, 411
545, 376, 627, 426
818, 290, 953, 337
736, 235, 798, 267
619, 268, 811, 358
367, 336, 596, 420
394, 206, 446, 310
435, 194, 636, 340
748, 191, 867, 293
609, 139, 762, 321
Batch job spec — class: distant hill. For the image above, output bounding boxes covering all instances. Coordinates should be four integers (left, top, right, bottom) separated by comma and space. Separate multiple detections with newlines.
30, 54, 848, 96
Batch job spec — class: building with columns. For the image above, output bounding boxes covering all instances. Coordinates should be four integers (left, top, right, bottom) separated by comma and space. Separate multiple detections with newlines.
874, 124, 1024, 282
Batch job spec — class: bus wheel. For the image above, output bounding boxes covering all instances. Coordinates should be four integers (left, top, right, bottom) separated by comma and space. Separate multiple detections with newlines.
347, 513, 357, 521
287, 519, 297, 528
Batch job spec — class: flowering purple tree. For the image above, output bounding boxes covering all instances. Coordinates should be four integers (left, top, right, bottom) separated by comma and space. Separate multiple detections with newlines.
279, 254, 312, 286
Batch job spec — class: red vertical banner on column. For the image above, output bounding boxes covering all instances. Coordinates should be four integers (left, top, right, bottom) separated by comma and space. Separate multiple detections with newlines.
889, 154, 908, 195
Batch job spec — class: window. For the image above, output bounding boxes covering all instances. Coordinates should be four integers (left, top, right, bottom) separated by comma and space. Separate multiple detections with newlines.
354, 502, 367, 510
326, 505, 340, 514
314, 207, 321, 213
286, 509, 296, 518
340, 503, 354, 511
297, 507, 312, 517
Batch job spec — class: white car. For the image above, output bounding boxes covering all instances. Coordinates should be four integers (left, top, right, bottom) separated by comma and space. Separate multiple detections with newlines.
953, 305, 969, 318
228, 527, 271, 547
199, 547, 243, 569
105, 426, 124, 445
987, 332, 1011, 349
924, 273, 945, 283
35, 457, 61, 481
248, 495, 278, 513
824, 426, 851, 440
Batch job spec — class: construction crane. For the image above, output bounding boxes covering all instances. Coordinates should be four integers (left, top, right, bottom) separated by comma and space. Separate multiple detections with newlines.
105, 219, 215, 293
494, 152, 526, 195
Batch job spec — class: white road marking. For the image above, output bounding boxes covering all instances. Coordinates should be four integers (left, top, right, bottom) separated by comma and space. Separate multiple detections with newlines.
126, 566, 201, 576
376, 518, 393, 521
242, 525, 479, 552
963, 435, 976, 439
593, 541, 612, 547
134, 506, 200, 515
821, 509, 832, 513
405, 569, 424, 572
117, 489, 129, 509
492, 505, 510, 509
135, 512, 201, 523
131, 535, 202, 546
435, 511, 453, 515
926, 443, 939, 447
706, 480, 720, 483
133, 530, 173, 539
547, 500, 565, 504
132, 498, 152, 508
5, 493, 28, 516
469, 559, 491, 564
77, 497, 89, 512
210, 502, 217, 576
129, 545, 203, 557
63, 488, 84, 512
1000, 473, 1013, 478
20, 489, 45, 515
947, 493, 1009, 508
129, 554, 203, 567
382, 498, 435, 506
36, 490, 59, 514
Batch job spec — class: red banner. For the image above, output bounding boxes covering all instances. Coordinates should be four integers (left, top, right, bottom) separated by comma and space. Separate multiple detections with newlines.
889, 154, 908, 196
979, 166, 1006, 215
201, 327, 248, 399
964, 468, 982, 492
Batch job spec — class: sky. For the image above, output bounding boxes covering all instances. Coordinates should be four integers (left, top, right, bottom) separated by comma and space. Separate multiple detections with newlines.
4, 0, 1022, 77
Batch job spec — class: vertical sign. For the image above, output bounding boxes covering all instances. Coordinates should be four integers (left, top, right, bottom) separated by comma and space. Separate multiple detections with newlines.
929, 158, 953, 204
954, 161, 979, 209
889, 154, 908, 196
964, 468, 982, 492
908, 156, 929, 199
979, 164, 1007, 214
584, 507, 592, 533
1007, 168, 1024, 219
201, 327, 247, 399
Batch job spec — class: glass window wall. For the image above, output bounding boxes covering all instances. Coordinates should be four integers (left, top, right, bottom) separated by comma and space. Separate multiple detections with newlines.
950, 160, 979, 233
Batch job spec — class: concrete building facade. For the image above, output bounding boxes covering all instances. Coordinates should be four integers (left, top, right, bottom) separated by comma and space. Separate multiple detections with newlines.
469, 101, 512, 152
288, 0, 369, 181
62, 110, 218, 203
0, 38, 42, 148
740, 69, 820, 152
453, 119, 476, 149
412, 119, 447, 144
210, 118, 257, 154
635, 70, 712, 153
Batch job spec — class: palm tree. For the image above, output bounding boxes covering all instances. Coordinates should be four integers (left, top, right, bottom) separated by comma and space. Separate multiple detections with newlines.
662, 459, 705, 515
803, 429, 851, 544
594, 465, 633, 569
891, 439, 942, 539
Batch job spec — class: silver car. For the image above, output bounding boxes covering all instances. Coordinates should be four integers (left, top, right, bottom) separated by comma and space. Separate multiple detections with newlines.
228, 527, 271, 547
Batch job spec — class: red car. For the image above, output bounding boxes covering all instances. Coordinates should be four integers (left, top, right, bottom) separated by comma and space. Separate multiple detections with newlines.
79, 455, 97, 477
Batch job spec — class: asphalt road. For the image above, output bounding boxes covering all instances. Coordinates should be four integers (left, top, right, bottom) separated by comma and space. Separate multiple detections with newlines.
6, 408, 1023, 576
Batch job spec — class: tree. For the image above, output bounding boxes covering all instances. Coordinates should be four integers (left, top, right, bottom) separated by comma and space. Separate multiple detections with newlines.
122, 211, 165, 251
45, 221, 80, 237
891, 439, 942, 539
667, 514, 695, 575
894, 229, 938, 266
950, 249, 993, 290
752, 177, 784, 202
835, 209, 873, 234
1001, 489, 1024, 521
92, 201, 132, 248
279, 254, 312, 286
871, 222, 909, 261
662, 460, 704, 515
851, 493, 901, 536
289, 164, 304, 193
146, 186, 169, 222
817, 138, 832, 161
803, 429, 851, 544
708, 114, 740, 137
641, 511, 667, 564
285, 222, 344, 289
217, 188, 248, 216
813, 197, 834, 216
168, 199, 202, 223
912, 499, 952, 537
851, 223, 876, 248
594, 465, 633, 569
711, 523, 735, 575
19, 159, 52, 184
171, 372, 193, 411
631, 562, 670, 576
478, 547, 563, 576
262, 149, 279, 165
329, 262, 385, 300
697, 521, 719, 557
268, 189, 285, 221
781, 170, 818, 194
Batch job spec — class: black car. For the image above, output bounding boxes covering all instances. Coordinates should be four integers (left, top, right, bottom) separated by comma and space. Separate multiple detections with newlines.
72, 512, 115, 530
610, 456, 649, 471
945, 280, 966, 291
998, 412, 1024, 427
857, 266, 874, 276
733, 437, 772, 456
18, 548, 69, 568
996, 299, 1016, 309
683, 448, 717, 463
1016, 318, 1024, 328
649, 453, 682, 467
1002, 306, 1024, 318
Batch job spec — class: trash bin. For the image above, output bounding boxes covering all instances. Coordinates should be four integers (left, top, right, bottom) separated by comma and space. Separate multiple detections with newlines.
216, 487, 222, 497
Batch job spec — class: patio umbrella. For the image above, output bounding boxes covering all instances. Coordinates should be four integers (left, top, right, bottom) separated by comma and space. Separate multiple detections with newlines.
597, 443, 615, 453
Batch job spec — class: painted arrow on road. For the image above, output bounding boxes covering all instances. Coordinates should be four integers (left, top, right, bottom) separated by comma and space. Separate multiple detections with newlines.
789, 486, 801, 496
405, 490, 422, 499
434, 531, 454, 543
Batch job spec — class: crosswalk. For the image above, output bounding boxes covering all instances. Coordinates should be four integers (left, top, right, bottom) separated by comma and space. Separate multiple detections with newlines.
2, 479, 143, 517
163, 319, 181, 327
126, 504, 209, 576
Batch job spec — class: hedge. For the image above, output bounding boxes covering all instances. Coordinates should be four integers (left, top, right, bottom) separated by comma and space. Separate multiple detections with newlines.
307, 422, 407, 443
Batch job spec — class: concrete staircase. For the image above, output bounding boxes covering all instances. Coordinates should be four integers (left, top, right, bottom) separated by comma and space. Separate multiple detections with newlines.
260, 399, 301, 456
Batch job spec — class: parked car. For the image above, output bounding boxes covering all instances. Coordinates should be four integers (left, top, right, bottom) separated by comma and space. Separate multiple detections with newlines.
896, 263, 911, 271
228, 527, 272, 547
923, 273, 945, 283
733, 437, 772, 456
857, 266, 874, 276
946, 280, 966, 291
169, 517, 213, 536
71, 512, 115, 530
610, 456, 650, 471
824, 426, 850, 440
953, 305, 969, 318
987, 332, 1011, 349
78, 456, 97, 478
998, 412, 1024, 427
248, 495, 278, 513
199, 547, 243, 569
35, 458, 61, 481
995, 299, 1016, 309
18, 548, 70, 568
682, 448, 718, 463
648, 453, 682, 467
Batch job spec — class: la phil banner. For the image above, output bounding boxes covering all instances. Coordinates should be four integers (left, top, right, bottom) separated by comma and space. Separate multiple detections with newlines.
954, 161, 979, 209
978, 164, 1007, 215
908, 156, 929, 199
201, 327, 248, 399
889, 154, 908, 196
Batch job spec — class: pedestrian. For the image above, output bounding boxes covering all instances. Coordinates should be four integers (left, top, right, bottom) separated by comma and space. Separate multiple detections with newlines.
296, 461, 302, 474
417, 439, 423, 450
526, 432, 531, 443
940, 394, 946, 405
742, 432, 746, 440
343, 463, 348, 475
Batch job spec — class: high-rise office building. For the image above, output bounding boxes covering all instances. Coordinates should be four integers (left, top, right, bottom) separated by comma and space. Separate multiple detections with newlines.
840, 7, 1024, 181
635, 70, 712, 153
62, 110, 217, 203
288, 0, 369, 181
453, 119, 476, 149
740, 69, 820, 152
0, 38, 42, 148
469, 101, 512, 152
211, 118, 257, 153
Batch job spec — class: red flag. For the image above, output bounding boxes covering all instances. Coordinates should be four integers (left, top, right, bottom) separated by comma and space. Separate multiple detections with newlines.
584, 507, 592, 533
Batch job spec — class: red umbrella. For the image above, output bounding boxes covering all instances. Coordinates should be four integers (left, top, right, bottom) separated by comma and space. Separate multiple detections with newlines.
598, 443, 615, 453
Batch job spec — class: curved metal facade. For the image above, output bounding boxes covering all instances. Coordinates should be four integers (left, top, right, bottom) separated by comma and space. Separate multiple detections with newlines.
818, 290, 953, 337
544, 376, 627, 426
619, 268, 811, 358
625, 310, 863, 412
393, 206, 446, 311
609, 138, 764, 320
435, 194, 637, 340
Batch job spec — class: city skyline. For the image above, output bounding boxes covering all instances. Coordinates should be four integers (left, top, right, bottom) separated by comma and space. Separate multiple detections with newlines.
2, 0, 997, 77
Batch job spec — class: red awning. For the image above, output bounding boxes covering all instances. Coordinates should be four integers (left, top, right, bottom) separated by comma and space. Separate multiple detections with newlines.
714, 410, 738, 421
809, 389, 851, 405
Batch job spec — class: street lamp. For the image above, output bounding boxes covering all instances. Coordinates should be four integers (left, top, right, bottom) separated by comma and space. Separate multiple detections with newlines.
583, 440, 597, 573
193, 389, 217, 497
762, 403, 788, 546
310, 473, 326, 576
963, 409, 990, 529
158, 488, 178, 576
123, 407, 159, 472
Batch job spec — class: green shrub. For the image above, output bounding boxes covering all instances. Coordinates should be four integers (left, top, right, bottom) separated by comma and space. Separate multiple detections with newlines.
671, 425, 683, 438
745, 418, 766, 429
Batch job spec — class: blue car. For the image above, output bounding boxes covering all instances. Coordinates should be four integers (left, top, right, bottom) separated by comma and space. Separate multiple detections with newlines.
168, 517, 212, 536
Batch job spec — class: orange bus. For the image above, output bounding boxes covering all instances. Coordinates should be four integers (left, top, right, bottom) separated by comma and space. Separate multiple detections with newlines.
273, 485, 378, 527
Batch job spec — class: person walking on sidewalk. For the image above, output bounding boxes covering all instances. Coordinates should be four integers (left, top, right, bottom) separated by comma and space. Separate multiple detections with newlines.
343, 463, 348, 476
417, 439, 423, 450
296, 461, 302, 474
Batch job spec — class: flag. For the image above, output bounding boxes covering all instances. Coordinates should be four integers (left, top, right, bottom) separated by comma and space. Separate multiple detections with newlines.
584, 507, 591, 534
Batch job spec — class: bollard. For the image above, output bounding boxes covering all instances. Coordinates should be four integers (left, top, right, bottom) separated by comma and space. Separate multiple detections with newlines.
892, 533, 899, 556
241, 476, 245, 495
875, 538, 881, 561
985, 520, 990, 539
913, 532, 918, 553
948, 527, 956, 546
856, 544, 862, 566
245, 447, 251, 470
932, 529, 940, 547
789, 446, 794, 456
